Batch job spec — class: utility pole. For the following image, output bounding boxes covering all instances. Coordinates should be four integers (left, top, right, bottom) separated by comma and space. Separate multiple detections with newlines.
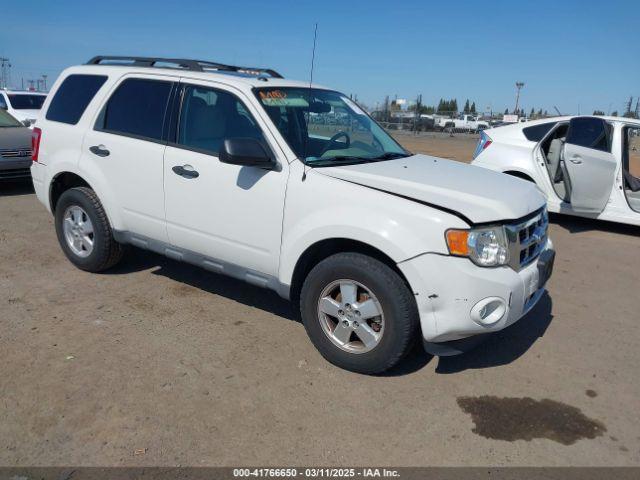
42, 74, 48, 91
0, 57, 11, 89
514, 81, 525, 115
413, 93, 422, 134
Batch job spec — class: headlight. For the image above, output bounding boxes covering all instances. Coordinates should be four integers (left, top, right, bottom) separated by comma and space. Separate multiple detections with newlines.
445, 226, 509, 267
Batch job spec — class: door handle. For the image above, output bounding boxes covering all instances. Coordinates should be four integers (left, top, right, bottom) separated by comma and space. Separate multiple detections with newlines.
172, 164, 199, 179
569, 156, 583, 164
89, 145, 110, 157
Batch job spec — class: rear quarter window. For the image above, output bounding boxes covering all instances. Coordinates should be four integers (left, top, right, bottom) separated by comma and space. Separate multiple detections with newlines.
45, 74, 108, 125
522, 122, 557, 142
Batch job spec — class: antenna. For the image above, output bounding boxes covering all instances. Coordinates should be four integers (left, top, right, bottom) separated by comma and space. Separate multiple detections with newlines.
302, 23, 318, 181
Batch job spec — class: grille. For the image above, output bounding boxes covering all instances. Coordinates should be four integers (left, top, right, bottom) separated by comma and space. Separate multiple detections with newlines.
0, 167, 31, 179
0, 148, 31, 158
504, 208, 548, 271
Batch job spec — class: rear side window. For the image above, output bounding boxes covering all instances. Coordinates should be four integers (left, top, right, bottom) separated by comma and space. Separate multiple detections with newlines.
46, 74, 107, 125
566, 117, 612, 152
522, 122, 556, 142
99, 78, 173, 142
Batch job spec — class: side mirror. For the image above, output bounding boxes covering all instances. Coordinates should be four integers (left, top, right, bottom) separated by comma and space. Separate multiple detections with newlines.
219, 138, 276, 170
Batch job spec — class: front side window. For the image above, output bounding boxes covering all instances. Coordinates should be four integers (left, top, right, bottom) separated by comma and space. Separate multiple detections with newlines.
46, 74, 107, 125
176, 85, 264, 155
8, 94, 46, 110
566, 117, 612, 152
255, 88, 407, 165
100, 78, 173, 141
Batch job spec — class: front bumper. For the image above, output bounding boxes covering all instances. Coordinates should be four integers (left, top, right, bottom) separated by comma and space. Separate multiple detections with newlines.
398, 239, 554, 352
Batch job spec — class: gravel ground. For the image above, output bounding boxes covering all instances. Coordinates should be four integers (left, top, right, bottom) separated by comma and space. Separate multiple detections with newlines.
1, 134, 639, 466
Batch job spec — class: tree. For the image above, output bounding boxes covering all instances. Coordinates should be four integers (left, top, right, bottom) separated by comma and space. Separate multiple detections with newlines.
593, 110, 605, 116
611, 111, 618, 117
470, 102, 476, 114
463, 99, 470, 114
530, 108, 535, 118
538, 109, 543, 116
504, 108, 509, 115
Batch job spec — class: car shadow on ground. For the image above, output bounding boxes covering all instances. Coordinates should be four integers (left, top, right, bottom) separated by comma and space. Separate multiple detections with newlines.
106, 248, 552, 376
550, 212, 640, 237
0, 179, 34, 196
106, 248, 298, 322
434, 293, 553, 374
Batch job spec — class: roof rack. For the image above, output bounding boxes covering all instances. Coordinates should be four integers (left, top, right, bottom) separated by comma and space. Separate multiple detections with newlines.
85, 56, 284, 79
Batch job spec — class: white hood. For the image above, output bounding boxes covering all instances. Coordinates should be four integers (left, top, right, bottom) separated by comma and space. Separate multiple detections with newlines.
316, 154, 545, 224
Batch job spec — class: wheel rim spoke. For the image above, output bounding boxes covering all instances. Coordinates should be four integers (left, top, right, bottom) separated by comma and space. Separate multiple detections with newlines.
355, 299, 381, 320
319, 297, 341, 318
353, 322, 379, 349
339, 282, 357, 305
332, 322, 352, 345
81, 235, 93, 251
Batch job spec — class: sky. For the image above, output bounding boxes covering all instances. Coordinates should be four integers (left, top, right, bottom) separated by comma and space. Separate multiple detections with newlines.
2, 0, 639, 115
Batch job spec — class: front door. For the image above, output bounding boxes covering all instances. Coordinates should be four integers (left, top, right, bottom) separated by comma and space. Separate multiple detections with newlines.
163, 81, 288, 279
563, 116, 617, 213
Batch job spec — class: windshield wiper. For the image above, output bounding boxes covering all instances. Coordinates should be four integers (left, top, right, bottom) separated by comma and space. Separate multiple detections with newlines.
367, 152, 411, 161
308, 155, 371, 167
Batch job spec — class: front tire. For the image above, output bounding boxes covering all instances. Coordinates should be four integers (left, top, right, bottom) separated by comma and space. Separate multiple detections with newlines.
300, 253, 419, 374
54, 187, 124, 272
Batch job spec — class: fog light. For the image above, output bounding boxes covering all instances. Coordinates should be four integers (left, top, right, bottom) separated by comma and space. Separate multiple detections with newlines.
470, 297, 507, 326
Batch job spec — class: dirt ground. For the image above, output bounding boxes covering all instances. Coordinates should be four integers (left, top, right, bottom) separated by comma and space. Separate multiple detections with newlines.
1, 134, 639, 467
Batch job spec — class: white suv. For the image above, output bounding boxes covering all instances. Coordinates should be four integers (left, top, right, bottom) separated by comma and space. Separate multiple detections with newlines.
0, 89, 47, 127
31, 56, 555, 373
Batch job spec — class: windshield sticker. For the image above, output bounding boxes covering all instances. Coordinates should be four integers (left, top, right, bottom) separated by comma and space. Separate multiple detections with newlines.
259, 90, 309, 107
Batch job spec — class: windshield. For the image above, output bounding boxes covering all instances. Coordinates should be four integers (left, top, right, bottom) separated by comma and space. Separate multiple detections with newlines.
0, 109, 23, 127
255, 88, 408, 165
7, 94, 46, 110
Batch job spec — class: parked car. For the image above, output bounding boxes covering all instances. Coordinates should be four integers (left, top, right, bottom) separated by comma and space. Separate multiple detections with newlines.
472, 116, 640, 227
0, 109, 32, 180
0, 89, 47, 128
435, 114, 489, 133
31, 56, 554, 374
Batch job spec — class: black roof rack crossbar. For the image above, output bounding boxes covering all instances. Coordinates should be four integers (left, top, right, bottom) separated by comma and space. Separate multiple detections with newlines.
85, 56, 283, 78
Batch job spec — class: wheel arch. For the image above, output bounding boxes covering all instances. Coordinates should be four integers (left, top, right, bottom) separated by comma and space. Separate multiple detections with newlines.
288, 238, 412, 306
49, 171, 92, 213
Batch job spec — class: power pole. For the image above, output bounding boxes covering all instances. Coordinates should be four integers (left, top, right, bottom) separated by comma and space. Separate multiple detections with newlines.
42, 75, 48, 91
0, 57, 11, 89
514, 82, 525, 115
413, 93, 422, 133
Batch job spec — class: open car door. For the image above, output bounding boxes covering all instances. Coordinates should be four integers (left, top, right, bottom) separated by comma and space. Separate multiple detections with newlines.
563, 117, 617, 213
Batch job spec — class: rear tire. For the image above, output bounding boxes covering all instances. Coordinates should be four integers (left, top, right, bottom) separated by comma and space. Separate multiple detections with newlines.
300, 252, 419, 374
54, 187, 124, 272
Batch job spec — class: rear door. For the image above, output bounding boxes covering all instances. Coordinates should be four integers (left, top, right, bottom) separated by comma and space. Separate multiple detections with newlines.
563, 117, 617, 213
80, 75, 175, 241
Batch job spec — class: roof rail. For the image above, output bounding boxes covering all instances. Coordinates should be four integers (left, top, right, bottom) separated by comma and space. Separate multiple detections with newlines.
85, 56, 284, 79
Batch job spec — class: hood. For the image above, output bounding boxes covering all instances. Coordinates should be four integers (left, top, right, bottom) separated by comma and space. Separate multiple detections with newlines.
0, 126, 31, 150
316, 154, 545, 224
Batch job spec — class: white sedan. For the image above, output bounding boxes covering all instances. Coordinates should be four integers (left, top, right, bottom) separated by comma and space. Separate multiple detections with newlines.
472, 115, 640, 226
